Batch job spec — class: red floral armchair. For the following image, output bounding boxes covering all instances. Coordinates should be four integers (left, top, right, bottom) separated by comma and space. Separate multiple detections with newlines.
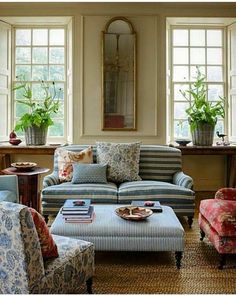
199, 188, 236, 269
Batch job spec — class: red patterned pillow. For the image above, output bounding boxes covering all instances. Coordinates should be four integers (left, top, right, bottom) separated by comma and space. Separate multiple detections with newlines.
29, 208, 58, 259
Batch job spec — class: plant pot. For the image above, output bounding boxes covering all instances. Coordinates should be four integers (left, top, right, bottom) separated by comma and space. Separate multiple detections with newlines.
191, 123, 216, 146
25, 125, 48, 146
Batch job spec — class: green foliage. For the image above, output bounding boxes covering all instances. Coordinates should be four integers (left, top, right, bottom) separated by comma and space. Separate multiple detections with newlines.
13, 76, 61, 131
180, 67, 226, 131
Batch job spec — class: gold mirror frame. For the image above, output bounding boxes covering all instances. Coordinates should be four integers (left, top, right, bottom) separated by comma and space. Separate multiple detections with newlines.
102, 17, 137, 130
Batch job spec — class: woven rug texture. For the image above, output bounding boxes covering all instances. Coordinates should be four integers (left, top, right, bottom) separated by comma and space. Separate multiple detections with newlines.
76, 217, 236, 294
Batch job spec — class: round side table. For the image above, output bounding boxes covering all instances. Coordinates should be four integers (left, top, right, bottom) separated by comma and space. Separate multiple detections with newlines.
2, 166, 50, 213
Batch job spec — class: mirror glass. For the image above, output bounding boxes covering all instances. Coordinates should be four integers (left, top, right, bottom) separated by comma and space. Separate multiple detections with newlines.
102, 17, 136, 130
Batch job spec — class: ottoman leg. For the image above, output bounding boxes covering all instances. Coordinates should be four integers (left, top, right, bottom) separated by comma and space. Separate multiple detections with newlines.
218, 254, 226, 270
86, 277, 93, 294
200, 228, 205, 241
175, 251, 183, 269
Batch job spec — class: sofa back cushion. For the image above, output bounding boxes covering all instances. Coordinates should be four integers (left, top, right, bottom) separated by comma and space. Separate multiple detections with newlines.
138, 145, 182, 182
53, 145, 182, 183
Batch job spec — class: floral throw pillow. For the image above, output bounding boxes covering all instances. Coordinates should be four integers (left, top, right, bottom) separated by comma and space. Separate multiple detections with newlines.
56, 146, 93, 182
29, 207, 58, 259
96, 142, 142, 183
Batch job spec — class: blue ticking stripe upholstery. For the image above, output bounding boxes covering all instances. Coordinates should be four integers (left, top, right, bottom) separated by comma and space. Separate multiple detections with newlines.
42, 144, 195, 217
118, 180, 195, 215
42, 182, 118, 215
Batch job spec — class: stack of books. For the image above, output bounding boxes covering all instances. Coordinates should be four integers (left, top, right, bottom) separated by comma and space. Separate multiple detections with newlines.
61, 199, 94, 223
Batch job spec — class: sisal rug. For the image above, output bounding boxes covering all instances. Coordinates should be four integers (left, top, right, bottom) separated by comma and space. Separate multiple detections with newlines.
76, 217, 236, 294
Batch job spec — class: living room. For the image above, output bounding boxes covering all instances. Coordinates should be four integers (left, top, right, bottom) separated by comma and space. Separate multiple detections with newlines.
0, 1, 236, 294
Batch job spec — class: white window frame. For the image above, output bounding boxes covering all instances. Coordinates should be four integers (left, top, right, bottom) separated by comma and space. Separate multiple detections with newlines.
169, 25, 227, 143
12, 24, 68, 144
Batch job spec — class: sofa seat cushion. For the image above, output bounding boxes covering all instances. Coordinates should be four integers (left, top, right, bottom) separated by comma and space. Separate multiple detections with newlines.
200, 199, 236, 237
118, 181, 195, 214
42, 182, 118, 215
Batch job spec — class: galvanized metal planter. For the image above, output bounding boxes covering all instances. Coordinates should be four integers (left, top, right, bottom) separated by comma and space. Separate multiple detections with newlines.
25, 125, 48, 146
191, 123, 215, 146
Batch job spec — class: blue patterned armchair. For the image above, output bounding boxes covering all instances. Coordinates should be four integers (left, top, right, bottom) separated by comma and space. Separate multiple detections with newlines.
0, 175, 19, 203
0, 202, 94, 294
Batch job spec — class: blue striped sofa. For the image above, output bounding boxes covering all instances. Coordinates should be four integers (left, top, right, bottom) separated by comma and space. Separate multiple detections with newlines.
42, 145, 195, 226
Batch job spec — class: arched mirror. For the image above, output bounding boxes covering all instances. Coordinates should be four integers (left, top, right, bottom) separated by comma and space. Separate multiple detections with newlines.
102, 17, 137, 130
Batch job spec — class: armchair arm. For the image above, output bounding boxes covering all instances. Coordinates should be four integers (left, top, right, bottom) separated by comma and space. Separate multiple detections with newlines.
43, 173, 60, 188
173, 171, 193, 189
0, 175, 19, 202
215, 188, 236, 200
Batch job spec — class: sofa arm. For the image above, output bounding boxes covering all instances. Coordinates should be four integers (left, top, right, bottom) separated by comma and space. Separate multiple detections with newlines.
215, 188, 236, 200
0, 175, 19, 202
43, 173, 60, 188
173, 171, 193, 189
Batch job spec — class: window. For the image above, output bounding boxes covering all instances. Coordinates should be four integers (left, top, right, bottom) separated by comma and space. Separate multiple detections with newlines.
13, 27, 67, 141
169, 27, 226, 140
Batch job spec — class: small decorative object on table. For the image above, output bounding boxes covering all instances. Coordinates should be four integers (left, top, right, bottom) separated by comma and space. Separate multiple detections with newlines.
11, 162, 37, 171
115, 206, 153, 221
9, 130, 22, 145
216, 131, 230, 146
131, 200, 163, 212
175, 139, 191, 146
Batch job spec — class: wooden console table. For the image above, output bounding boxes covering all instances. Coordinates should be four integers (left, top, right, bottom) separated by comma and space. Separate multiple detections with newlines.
2, 166, 50, 212
0, 144, 57, 169
174, 145, 236, 187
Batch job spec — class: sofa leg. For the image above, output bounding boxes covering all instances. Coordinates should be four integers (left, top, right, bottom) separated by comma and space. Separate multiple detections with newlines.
187, 216, 193, 228
86, 277, 93, 294
200, 229, 205, 241
218, 254, 226, 270
175, 251, 183, 269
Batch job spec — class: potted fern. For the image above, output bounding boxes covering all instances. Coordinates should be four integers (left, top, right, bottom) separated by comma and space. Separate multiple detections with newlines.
180, 67, 226, 146
13, 76, 61, 145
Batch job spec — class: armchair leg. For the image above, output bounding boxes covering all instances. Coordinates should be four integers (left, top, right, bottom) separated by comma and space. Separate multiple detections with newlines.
86, 277, 93, 294
218, 254, 226, 270
187, 216, 193, 228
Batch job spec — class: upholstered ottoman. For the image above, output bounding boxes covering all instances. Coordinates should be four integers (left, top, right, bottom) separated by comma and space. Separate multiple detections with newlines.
199, 188, 236, 269
51, 204, 185, 268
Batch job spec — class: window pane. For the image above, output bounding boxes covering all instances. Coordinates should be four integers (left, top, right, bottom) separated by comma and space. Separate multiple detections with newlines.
207, 66, 223, 82
49, 83, 64, 100
190, 48, 205, 64
173, 48, 188, 64
174, 120, 190, 138
32, 83, 45, 99
33, 29, 48, 45
16, 47, 31, 64
16, 65, 31, 80
174, 102, 189, 119
49, 29, 64, 45
32, 65, 48, 81
190, 30, 205, 46
173, 30, 188, 46
190, 66, 206, 81
49, 65, 65, 81
16, 29, 31, 45
207, 48, 222, 65
32, 47, 48, 64
49, 47, 64, 64
48, 121, 64, 136
207, 30, 222, 46
15, 101, 30, 117
174, 84, 189, 101
215, 120, 224, 138
208, 84, 224, 101
173, 66, 189, 82
50, 103, 64, 118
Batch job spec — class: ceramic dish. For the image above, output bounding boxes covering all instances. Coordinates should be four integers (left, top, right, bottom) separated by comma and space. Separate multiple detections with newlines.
115, 206, 153, 221
175, 139, 191, 146
11, 162, 37, 171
